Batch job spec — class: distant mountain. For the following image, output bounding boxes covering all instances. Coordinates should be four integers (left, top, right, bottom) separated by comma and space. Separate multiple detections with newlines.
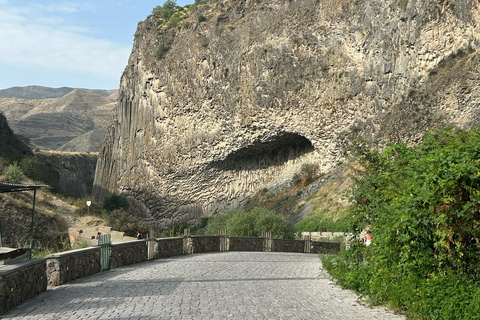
0, 85, 117, 100
0, 87, 117, 152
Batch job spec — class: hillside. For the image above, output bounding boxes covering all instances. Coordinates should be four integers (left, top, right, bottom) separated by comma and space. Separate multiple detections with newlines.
93, 0, 480, 228
0, 87, 117, 152
0, 85, 116, 99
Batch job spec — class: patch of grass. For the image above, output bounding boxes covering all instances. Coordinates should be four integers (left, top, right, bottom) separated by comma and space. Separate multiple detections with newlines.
295, 208, 352, 232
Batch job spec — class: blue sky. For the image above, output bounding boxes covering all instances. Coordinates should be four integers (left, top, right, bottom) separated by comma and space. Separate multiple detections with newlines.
0, 0, 192, 90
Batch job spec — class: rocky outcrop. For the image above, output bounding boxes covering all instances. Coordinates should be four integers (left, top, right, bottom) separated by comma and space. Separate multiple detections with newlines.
38, 151, 98, 198
0, 113, 32, 161
93, 0, 480, 228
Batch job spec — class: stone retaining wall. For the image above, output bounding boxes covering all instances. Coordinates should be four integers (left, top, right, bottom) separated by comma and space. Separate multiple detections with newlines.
0, 258, 47, 316
272, 239, 305, 253
228, 237, 264, 252
185, 236, 220, 254
311, 241, 341, 254
155, 237, 184, 258
110, 240, 148, 269
46, 247, 101, 286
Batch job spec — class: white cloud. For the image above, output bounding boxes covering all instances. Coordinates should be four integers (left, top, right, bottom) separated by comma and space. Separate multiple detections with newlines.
0, 2, 131, 82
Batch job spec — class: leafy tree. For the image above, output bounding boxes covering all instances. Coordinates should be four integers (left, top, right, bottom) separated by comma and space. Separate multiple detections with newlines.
205, 209, 238, 235
152, 0, 177, 20
253, 207, 294, 239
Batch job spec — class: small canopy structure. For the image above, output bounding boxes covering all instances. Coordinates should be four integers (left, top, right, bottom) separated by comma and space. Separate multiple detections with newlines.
0, 182, 48, 262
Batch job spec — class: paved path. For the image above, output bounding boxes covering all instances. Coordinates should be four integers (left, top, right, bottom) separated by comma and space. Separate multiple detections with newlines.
4, 252, 405, 320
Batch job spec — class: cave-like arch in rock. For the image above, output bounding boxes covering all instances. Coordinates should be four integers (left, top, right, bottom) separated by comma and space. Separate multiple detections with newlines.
210, 132, 314, 171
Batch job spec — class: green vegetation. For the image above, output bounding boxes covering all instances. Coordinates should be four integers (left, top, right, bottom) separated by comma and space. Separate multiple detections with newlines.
294, 208, 351, 232
206, 207, 294, 239
103, 194, 129, 211
197, 14, 207, 22
73, 196, 151, 237
156, 43, 170, 60
323, 127, 480, 319
3, 162, 23, 183
20, 155, 60, 191
292, 163, 320, 187
152, 0, 177, 20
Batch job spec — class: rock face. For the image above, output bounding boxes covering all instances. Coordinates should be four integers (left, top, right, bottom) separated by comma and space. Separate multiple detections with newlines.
0, 113, 32, 161
94, 0, 480, 227
37, 151, 98, 198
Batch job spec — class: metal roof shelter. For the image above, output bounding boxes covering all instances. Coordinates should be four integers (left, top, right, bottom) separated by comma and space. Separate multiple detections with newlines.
0, 182, 48, 261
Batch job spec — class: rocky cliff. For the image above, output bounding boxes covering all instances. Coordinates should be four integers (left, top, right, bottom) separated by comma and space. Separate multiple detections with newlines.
0, 113, 32, 161
93, 0, 480, 227
37, 151, 98, 198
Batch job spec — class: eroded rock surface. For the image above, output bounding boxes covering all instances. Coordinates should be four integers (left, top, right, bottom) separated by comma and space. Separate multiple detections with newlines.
94, 0, 480, 227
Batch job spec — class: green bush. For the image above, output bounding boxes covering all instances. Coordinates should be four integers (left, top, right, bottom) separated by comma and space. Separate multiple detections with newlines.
4, 162, 23, 183
0, 156, 10, 172
20, 156, 60, 191
294, 208, 352, 232
152, 0, 177, 20
206, 207, 294, 239
323, 127, 480, 319
198, 14, 207, 22
103, 194, 129, 211
292, 163, 320, 186
205, 209, 238, 235
155, 43, 170, 60
167, 12, 183, 27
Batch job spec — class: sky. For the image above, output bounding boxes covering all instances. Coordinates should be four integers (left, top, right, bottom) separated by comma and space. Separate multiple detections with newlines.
0, 0, 192, 90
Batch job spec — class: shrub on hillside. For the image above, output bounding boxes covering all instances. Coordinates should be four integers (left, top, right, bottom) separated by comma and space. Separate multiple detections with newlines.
322, 127, 480, 319
294, 208, 352, 232
292, 163, 320, 186
206, 207, 294, 239
103, 194, 129, 211
152, 0, 177, 20
3, 162, 23, 184
20, 156, 60, 191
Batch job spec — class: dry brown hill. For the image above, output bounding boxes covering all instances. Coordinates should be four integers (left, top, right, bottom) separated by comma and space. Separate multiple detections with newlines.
0, 88, 116, 152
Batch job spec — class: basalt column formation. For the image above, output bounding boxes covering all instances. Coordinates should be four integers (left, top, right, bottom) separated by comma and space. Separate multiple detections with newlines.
94, 0, 480, 227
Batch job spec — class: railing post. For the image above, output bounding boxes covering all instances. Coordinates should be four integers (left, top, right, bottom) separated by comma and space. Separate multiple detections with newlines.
262, 231, 272, 252
98, 234, 111, 271
148, 229, 156, 260
183, 229, 192, 254
304, 234, 311, 253
219, 230, 227, 252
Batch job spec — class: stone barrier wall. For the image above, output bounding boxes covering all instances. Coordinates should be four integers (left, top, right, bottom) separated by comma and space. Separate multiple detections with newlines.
228, 237, 264, 252
0, 258, 47, 316
46, 247, 101, 287
154, 237, 184, 258
110, 240, 148, 269
185, 236, 220, 254
310, 241, 341, 254
272, 239, 305, 253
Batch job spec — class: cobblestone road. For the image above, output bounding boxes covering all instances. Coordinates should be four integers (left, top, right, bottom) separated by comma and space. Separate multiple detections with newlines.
4, 252, 405, 320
